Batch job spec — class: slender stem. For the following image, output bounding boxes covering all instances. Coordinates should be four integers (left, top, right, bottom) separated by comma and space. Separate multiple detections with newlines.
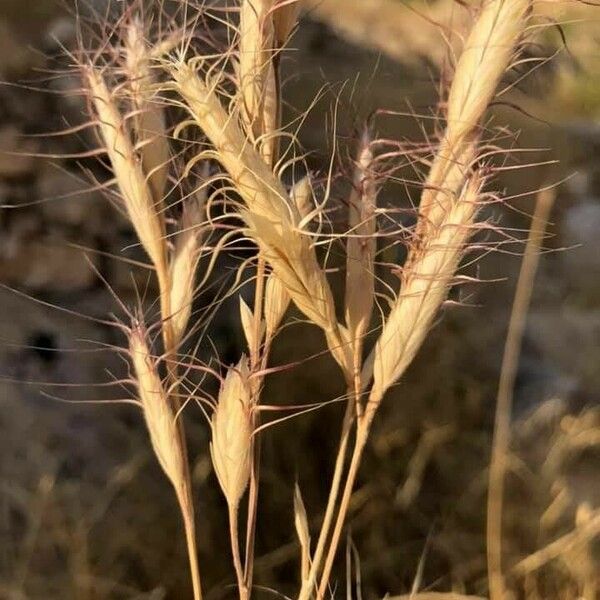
158, 266, 203, 600
244, 257, 267, 593
317, 408, 376, 599
298, 398, 355, 600
250, 258, 267, 371
487, 189, 554, 600
180, 491, 203, 600
229, 504, 249, 600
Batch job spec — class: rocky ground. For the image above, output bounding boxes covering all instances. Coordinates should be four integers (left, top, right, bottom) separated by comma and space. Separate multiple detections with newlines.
1, 2, 599, 599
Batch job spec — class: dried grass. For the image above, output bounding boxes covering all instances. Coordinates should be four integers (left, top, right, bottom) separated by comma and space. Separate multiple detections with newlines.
25, 1, 591, 598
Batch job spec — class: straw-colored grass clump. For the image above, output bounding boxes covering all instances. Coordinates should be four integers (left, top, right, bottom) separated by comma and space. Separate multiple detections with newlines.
60, 0, 592, 598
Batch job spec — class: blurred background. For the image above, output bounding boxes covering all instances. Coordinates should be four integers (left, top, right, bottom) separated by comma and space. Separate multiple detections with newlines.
1, 1, 599, 599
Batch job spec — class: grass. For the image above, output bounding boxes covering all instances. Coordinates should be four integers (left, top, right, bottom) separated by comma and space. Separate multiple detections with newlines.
2, 0, 599, 598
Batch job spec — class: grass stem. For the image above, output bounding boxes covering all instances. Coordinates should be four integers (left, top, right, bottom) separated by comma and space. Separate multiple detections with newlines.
487, 188, 555, 600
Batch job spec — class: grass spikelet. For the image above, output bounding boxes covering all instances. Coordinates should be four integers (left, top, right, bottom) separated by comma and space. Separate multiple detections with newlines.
173, 62, 350, 371
169, 188, 207, 344
242, 210, 336, 334
210, 357, 254, 509
240, 296, 265, 350
370, 173, 484, 403
345, 128, 378, 354
86, 66, 167, 275
264, 271, 290, 338
125, 16, 170, 205
128, 319, 186, 491
294, 482, 311, 583
210, 357, 254, 598
259, 173, 313, 338
239, 0, 276, 158
420, 0, 530, 233
291, 174, 314, 220
128, 318, 203, 600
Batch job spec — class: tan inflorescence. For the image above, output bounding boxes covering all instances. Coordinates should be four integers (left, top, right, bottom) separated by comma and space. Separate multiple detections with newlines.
371, 174, 484, 403
169, 188, 207, 344
419, 0, 530, 237
210, 357, 254, 509
172, 61, 351, 372
128, 321, 188, 496
87, 67, 167, 276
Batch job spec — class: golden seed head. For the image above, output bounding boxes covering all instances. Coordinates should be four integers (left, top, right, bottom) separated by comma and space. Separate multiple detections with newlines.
169, 188, 206, 343
173, 63, 350, 372
420, 0, 530, 232
447, 0, 530, 142
370, 174, 483, 402
86, 67, 167, 273
125, 17, 170, 206
128, 321, 186, 493
345, 129, 378, 347
239, 0, 276, 154
210, 357, 253, 508
264, 271, 290, 338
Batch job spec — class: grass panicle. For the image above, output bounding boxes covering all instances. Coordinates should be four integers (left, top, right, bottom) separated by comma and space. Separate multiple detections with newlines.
419, 0, 530, 237
210, 357, 253, 510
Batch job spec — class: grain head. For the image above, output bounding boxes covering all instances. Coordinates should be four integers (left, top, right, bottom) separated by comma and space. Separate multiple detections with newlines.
210, 357, 253, 508
125, 16, 170, 206
370, 173, 484, 403
86, 66, 167, 274
420, 0, 530, 234
345, 128, 378, 352
128, 320, 187, 495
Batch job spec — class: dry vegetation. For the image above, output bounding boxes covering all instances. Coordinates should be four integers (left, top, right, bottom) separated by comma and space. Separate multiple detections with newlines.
1, 0, 600, 599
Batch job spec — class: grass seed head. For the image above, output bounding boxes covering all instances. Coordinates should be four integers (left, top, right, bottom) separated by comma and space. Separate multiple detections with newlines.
169, 188, 207, 344
129, 320, 187, 494
371, 173, 483, 402
239, 0, 276, 156
210, 357, 253, 509
345, 129, 378, 350
420, 0, 530, 233
173, 63, 350, 370
125, 16, 170, 206
86, 67, 167, 274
